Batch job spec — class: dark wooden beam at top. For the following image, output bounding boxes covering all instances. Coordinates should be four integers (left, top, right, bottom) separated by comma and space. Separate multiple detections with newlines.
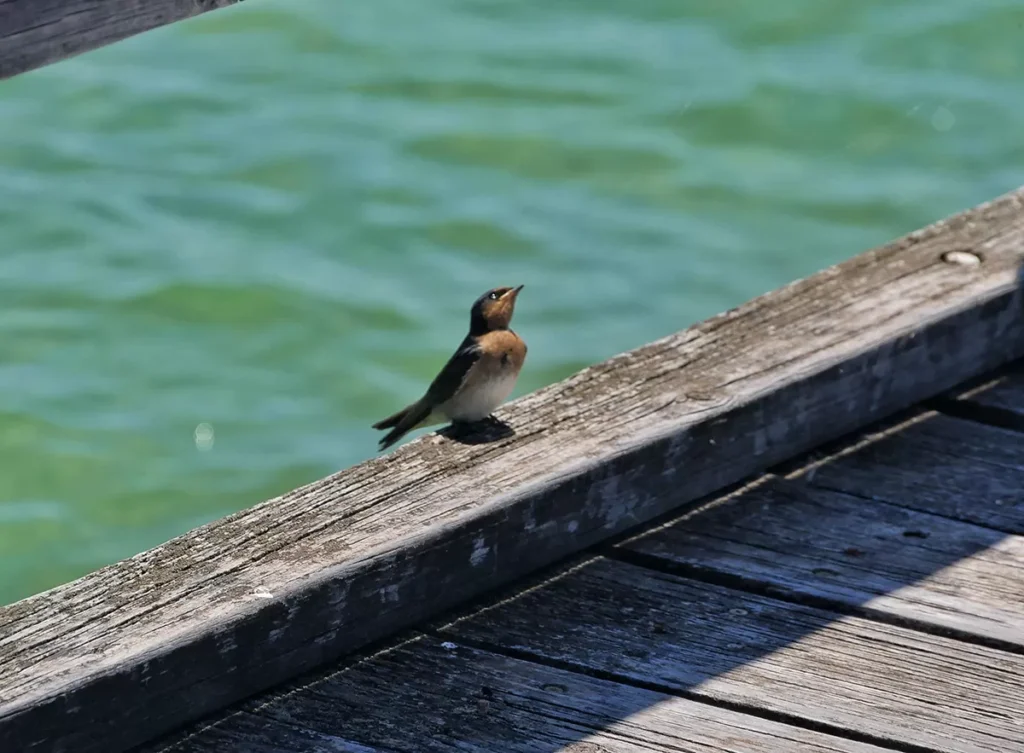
0, 0, 243, 80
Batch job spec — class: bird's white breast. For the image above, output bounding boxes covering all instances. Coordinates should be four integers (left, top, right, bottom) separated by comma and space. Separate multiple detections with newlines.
442, 367, 519, 422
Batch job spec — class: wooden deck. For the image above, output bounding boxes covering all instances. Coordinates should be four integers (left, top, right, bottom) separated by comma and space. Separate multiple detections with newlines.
134, 368, 1024, 753
2, 187, 1024, 753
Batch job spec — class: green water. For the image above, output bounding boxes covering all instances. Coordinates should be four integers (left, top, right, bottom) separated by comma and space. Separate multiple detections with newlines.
1, 0, 1022, 605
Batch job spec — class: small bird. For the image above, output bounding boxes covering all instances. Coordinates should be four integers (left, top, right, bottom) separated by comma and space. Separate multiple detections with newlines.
373, 285, 527, 451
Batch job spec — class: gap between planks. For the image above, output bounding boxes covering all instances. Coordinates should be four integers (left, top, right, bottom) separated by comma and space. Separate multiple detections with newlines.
927, 364, 1024, 436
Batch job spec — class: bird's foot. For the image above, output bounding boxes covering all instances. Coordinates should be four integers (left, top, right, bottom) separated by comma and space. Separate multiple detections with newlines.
441, 415, 514, 445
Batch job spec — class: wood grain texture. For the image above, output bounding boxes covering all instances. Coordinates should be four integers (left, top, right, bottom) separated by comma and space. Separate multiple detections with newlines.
0, 0, 242, 80
618, 475, 1024, 645
3, 186, 1024, 753
442, 558, 1024, 753
140, 636, 891, 753
794, 411, 1024, 533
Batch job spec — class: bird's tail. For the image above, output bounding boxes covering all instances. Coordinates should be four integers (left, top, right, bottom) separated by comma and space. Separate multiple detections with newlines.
372, 400, 434, 451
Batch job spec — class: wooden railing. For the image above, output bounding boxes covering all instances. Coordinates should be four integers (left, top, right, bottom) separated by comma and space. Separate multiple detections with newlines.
0, 0, 244, 79
2, 185, 1024, 752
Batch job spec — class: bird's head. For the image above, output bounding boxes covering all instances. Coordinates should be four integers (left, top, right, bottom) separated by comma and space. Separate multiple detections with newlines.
470, 284, 523, 333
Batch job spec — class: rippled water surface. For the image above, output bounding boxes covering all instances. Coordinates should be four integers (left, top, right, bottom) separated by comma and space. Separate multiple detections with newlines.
1, 0, 1022, 604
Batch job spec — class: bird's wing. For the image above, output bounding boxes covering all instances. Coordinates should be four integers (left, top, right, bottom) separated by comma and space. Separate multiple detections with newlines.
423, 334, 482, 405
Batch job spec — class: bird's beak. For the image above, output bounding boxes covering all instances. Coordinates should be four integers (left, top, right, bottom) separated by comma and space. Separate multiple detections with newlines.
493, 285, 523, 325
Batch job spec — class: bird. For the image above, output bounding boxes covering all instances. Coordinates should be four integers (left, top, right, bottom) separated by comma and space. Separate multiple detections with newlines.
373, 285, 527, 451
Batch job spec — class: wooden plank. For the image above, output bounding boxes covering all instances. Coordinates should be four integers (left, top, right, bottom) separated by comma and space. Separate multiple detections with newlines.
442, 558, 1024, 753
3, 187, 1024, 753
944, 364, 1024, 421
793, 411, 1024, 533
0, 0, 241, 80
618, 475, 1024, 646
142, 635, 890, 753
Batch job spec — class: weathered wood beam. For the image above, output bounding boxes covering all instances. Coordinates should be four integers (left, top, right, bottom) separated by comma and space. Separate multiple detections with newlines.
0, 0, 243, 80
2, 185, 1024, 753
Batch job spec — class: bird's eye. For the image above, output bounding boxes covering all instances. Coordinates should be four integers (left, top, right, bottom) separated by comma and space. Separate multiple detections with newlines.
488, 292, 499, 300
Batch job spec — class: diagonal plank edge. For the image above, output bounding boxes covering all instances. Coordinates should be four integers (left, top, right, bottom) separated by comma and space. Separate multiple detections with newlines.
2, 185, 1024, 753
0, 0, 244, 80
